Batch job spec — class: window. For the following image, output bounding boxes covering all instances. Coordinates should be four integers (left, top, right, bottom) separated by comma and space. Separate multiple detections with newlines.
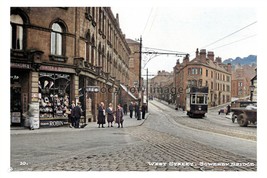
206, 69, 208, 77
10, 14, 24, 50
191, 94, 207, 105
198, 79, 202, 87
199, 68, 202, 75
227, 76, 230, 82
239, 82, 243, 87
85, 32, 90, 62
211, 71, 213, 78
51, 23, 63, 55
211, 82, 213, 89
227, 85, 230, 92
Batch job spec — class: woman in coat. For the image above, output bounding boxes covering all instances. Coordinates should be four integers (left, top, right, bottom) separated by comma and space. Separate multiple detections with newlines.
106, 103, 114, 127
116, 104, 124, 128
97, 102, 106, 128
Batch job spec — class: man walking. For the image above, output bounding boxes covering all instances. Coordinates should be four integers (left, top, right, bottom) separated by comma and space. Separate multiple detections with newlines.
71, 102, 82, 128
129, 102, 134, 118
141, 103, 147, 119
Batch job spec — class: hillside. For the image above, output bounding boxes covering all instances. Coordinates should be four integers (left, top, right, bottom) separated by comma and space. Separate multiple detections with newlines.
223, 55, 257, 66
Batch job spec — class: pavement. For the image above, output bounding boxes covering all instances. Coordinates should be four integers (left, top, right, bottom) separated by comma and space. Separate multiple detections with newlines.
10, 112, 149, 135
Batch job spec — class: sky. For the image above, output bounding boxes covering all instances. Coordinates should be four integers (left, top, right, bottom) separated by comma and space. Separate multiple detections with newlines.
111, 6, 258, 76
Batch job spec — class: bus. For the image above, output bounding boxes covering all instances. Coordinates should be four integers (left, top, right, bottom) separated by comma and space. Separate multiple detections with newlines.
186, 86, 208, 118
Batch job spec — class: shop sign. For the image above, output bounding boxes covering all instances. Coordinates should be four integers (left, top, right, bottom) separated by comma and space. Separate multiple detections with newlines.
40, 65, 75, 73
11, 63, 31, 69
86, 86, 100, 93
40, 119, 69, 127
11, 112, 21, 123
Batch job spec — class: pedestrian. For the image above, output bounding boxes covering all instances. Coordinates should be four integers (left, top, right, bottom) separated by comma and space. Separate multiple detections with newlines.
129, 102, 134, 118
135, 102, 139, 118
106, 103, 114, 127
69, 100, 76, 128
97, 102, 106, 128
71, 102, 82, 128
226, 104, 231, 115
123, 103, 127, 115
116, 104, 124, 128
141, 103, 147, 119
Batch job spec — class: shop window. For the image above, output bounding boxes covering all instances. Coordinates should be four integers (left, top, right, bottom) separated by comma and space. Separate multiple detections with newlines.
10, 14, 24, 50
39, 72, 70, 119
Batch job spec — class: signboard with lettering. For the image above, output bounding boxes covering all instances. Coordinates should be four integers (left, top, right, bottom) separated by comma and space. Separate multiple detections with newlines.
40, 119, 69, 127
40, 65, 75, 73
11, 63, 31, 69
11, 112, 21, 123
86, 86, 100, 93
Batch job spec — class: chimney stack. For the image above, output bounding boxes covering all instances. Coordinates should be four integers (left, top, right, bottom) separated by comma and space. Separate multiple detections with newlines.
227, 63, 232, 72
183, 54, 190, 64
215, 57, 222, 63
116, 13, 120, 26
207, 51, 215, 61
199, 49, 206, 62
195, 48, 199, 58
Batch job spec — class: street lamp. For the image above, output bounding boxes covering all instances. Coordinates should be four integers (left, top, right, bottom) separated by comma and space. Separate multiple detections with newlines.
250, 85, 255, 101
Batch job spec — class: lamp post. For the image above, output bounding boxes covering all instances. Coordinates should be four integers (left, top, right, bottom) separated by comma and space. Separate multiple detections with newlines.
250, 85, 255, 101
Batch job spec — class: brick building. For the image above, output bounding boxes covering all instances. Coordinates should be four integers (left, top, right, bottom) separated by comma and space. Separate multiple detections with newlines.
231, 65, 256, 99
10, 7, 132, 127
126, 39, 141, 100
173, 49, 232, 108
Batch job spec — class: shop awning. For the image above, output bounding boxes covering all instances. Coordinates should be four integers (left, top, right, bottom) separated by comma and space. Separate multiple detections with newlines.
120, 84, 138, 101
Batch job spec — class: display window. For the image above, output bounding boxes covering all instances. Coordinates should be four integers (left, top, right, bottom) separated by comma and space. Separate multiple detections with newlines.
39, 72, 70, 119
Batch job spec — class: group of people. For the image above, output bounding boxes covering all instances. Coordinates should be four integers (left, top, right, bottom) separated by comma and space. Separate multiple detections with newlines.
128, 102, 147, 120
69, 101, 83, 128
69, 100, 148, 129
97, 102, 124, 128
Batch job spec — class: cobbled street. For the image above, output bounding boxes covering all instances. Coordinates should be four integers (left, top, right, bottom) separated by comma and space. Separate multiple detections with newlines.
11, 100, 256, 171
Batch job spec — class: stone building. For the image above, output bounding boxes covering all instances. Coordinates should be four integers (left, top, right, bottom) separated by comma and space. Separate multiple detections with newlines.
173, 49, 232, 108
150, 70, 174, 102
10, 7, 131, 127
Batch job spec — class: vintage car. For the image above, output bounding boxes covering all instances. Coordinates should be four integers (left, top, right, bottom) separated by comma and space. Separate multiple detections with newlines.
231, 101, 257, 127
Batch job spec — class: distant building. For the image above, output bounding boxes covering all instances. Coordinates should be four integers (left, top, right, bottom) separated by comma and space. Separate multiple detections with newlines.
126, 39, 141, 100
250, 68, 257, 102
150, 70, 174, 102
173, 49, 232, 108
231, 66, 256, 99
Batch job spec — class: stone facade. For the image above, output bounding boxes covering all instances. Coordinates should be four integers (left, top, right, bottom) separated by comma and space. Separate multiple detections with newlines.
10, 7, 132, 127
174, 49, 232, 108
150, 70, 174, 102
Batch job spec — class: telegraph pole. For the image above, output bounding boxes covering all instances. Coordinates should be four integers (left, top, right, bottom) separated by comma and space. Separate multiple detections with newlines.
138, 36, 142, 120
146, 68, 148, 111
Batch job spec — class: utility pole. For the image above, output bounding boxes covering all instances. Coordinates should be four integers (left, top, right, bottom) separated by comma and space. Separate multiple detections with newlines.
146, 68, 148, 111
138, 36, 142, 120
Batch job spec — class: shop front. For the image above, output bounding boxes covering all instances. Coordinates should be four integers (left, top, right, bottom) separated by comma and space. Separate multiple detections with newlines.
10, 68, 30, 126
37, 65, 78, 128
38, 71, 72, 127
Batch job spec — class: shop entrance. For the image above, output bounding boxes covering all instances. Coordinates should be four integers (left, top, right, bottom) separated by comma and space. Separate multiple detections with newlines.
10, 70, 29, 126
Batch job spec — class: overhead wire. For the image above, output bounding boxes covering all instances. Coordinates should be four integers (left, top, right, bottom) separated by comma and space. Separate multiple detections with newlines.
210, 34, 257, 50
201, 21, 257, 49
142, 8, 154, 35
